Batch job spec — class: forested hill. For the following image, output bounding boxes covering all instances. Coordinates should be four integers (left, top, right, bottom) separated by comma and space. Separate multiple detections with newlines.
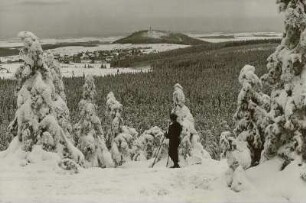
114, 30, 206, 45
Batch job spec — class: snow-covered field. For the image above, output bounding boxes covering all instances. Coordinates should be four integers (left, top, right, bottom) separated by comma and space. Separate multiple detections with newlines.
50, 43, 189, 56
189, 32, 282, 43
60, 64, 151, 78
0, 146, 305, 203
0, 63, 150, 79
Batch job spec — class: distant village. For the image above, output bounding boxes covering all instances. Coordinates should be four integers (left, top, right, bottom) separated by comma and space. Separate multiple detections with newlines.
0, 47, 151, 70
54, 47, 147, 68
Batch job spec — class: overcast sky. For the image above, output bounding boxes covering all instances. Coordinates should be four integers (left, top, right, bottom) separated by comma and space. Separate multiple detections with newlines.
0, 0, 284, 39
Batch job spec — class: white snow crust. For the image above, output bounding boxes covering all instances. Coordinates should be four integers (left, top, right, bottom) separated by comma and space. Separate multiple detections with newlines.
0, 147, 305, 203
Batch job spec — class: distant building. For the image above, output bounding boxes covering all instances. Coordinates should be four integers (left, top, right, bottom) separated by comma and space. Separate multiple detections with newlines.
63, 55, 70, 64
54, 53, 60, 60
100, 62, 111, 69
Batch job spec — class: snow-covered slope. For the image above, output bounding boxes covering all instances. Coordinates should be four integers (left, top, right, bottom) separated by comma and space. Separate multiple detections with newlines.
0, 148, 305, 203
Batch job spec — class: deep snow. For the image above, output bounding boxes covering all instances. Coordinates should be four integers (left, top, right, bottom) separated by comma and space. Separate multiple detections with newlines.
0, 143, 305, 203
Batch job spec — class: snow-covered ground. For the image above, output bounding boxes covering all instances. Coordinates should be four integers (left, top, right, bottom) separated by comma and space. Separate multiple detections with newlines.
0, 63, 21, 79
50, 43, 189, 56
0, 63, 150, 79
0, 146, 305, 203
189, 32, 282, 43
60, 64, 151, 78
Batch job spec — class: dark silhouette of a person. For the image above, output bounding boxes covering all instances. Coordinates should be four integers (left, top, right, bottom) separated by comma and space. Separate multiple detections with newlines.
164, 113, 182, 168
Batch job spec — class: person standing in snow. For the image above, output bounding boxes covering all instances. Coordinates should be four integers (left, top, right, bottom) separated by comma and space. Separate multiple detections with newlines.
164, 113, 182, 168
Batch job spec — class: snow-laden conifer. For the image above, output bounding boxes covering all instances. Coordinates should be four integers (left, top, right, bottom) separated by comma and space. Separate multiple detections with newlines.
4, 32, 84, 171
132, 126, 166, 161
172, 83, 210, 164
221, 0, 306, 189
74, 75, 114, 168
260, 0, 306, 165
105, 92, 138, 166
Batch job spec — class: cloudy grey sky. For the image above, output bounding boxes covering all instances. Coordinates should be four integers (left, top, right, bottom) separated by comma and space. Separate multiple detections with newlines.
0, 0, 283, 39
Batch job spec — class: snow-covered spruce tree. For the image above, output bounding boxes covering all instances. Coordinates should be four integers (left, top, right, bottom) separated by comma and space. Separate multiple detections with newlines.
44, 51, 66, 102
232, 65, 271, 166
172, 83, 195, 125
3, 32, 84, 169
44, 51, 74, 143
259, 0, 306, 166
132, 126, 167, 161
73, 75, 114, 168
105, 91, 123, 148
220, 131, 252, 192
220, 65, 272, 191
105, 92, 138, 166
172, 83, 211, 164
111, 125, 138, 166
221, 0, 306, 190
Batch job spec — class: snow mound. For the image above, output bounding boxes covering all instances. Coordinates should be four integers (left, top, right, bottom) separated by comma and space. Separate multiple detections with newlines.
246, 158, 306, 202
0, 137, 80, 174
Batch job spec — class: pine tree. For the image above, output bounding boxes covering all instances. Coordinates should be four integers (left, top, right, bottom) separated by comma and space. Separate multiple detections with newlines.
105, 92, 138, 166
172, 83, 211, 164
105, 91, 123, 148
132, 126, 165, 161
260, 0, 306, 164
221, 0, 306, 190
4, 32, 84, 169
232, 65, 271, 166
74, 75, 114, 168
